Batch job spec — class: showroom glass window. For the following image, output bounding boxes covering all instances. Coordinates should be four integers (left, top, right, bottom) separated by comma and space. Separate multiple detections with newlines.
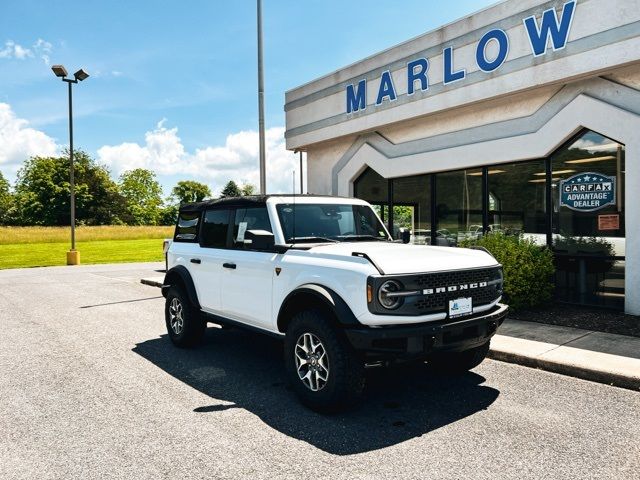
353, 167, 389, 226
551, 130, 625, 243
392, 174, 431, 244
550, 130, 625, 309
487, 160, 547, 244
435, 168, 483, 246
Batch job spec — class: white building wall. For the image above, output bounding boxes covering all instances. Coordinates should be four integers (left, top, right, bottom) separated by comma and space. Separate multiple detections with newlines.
306, 137, 356, 196
378, 86, 560, 144
291, 0, 640, 315
286, 0, 640, 150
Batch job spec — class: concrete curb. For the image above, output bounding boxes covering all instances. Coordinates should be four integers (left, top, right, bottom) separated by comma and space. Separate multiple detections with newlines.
489, 334, 640, 391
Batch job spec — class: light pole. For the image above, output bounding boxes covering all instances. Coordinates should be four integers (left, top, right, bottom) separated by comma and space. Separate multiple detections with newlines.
51, 64, 89, 265
257, 0, 266, 194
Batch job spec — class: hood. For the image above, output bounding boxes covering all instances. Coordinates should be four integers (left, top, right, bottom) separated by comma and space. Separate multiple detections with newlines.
306, 242, 498, 275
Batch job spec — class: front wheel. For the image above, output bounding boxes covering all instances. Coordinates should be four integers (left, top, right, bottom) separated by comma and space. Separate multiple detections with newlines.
165, 286, 206, 348
284, 310, 364, 412
428, 341, 491, 374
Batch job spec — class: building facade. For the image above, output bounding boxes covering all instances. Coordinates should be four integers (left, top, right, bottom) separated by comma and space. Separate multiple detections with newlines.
284, 0, 640, 315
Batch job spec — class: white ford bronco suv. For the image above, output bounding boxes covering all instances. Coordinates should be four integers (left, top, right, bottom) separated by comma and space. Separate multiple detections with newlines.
162, 195, 507, 410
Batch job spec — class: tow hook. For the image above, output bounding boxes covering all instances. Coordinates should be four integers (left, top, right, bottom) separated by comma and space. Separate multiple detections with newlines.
486, 321, 498, 336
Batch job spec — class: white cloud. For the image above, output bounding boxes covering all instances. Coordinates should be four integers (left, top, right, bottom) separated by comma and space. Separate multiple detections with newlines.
33, 38, 52, 65
98, 121, 300, 194
0, 40, 31, 59
0, 38, 52, 64
0, 103, 58, 173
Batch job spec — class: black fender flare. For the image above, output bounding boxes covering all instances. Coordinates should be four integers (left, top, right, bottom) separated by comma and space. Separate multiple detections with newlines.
162, 265, 201, 309
277, 284, 360, 333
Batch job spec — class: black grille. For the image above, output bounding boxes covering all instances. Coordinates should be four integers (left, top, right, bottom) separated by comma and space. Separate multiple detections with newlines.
413, 267, 501, 312
370, 266, 503, 316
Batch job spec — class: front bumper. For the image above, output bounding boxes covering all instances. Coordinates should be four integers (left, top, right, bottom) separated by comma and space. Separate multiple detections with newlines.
344, 303, 508, 359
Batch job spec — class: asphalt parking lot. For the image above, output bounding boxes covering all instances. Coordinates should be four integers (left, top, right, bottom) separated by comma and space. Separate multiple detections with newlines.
1, 263, 639, 479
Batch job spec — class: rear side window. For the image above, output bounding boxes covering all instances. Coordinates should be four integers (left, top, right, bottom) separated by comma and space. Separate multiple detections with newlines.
232, 207, 272, 248
174, 211, 200, 242
201, 209, 231, 248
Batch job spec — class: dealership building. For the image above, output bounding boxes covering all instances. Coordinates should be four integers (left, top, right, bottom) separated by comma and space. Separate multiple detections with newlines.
284, 0, 640, 315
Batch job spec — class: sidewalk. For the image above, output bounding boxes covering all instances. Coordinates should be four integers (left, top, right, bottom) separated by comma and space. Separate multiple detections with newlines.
491, 318, 640, 391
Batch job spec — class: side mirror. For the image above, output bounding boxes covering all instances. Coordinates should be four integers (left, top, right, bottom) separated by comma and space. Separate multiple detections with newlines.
244, 229, 275, 251
398, 228, 411, 244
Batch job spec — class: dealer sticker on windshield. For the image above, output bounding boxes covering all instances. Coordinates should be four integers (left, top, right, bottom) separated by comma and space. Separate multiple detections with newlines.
449, 297, 473, 318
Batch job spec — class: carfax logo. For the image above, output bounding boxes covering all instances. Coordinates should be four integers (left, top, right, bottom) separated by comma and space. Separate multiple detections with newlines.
559, 172, 616, 212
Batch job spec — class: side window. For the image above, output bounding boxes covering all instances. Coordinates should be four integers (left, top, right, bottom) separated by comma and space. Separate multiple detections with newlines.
232, 207, 272, 248
201, 209, 231, 248
174, 211, 200, 242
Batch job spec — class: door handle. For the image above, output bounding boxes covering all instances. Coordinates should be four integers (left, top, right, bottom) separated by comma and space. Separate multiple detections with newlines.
190, 258, 202, 264
223, 262, 236, 269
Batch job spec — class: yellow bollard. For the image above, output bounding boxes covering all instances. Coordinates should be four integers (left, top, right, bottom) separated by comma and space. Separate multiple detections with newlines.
66, 250, 81, 265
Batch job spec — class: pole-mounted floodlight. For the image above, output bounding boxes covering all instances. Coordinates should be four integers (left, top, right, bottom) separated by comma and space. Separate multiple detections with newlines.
51, 64, 68, 77
51, 63, 89, 265
74, 69, 89, 82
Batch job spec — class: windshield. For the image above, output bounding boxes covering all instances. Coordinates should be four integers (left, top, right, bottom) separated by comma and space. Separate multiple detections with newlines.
276, 203, 390, 243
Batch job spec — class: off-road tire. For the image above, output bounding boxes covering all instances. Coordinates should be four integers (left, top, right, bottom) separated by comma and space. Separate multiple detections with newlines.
428, 340, 491, 374
284, 310, 365, 412
165, 286, 206, 348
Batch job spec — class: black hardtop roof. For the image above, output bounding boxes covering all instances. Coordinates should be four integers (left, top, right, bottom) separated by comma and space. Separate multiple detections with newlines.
178, 194, 355, 213
179, 195, 268, 212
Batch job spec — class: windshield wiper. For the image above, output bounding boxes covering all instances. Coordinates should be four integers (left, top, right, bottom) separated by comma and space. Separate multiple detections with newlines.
286, 236, 339, 243
336, 235, 389, 242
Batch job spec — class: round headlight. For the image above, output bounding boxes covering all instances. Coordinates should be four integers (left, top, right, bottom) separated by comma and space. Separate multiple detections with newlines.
378, 280, 403, 310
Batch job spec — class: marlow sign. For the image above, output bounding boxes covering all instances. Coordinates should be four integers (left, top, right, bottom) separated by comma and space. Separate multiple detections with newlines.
346, 0, 577, 113
560, 172, 616, 212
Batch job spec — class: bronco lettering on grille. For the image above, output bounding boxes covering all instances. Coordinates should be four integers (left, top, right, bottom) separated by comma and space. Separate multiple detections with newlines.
422, 281, 488, 295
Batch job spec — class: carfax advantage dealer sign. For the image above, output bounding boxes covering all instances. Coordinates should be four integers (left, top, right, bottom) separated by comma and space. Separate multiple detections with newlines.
559, 172, 616, 212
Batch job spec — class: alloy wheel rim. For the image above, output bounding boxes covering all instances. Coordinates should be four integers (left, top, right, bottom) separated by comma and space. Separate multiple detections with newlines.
169, 298, 184, 335
295, 333, 330, 392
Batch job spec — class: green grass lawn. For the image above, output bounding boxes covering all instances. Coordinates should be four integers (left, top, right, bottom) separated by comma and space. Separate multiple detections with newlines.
0, 225, 173, 244
0, 238, 165, 269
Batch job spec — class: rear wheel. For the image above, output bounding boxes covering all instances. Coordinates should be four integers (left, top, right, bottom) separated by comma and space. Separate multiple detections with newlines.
428, 341, 491, 374
165, 286, 206, 348
284, 310, 365, 412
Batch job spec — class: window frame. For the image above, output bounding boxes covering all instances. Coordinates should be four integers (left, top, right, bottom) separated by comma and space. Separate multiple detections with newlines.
230, 206, 274, 251
173, 210, 202, 243
199, 207, 233, 250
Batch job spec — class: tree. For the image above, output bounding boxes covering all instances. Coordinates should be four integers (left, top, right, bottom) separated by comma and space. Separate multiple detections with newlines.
171, 180, 211, 204
220, 180, 241, 198
0, 171, 14, 225
13, 151, 127, 226
240, 183, 257, 196
119, 168, 164, 225
159, 204, 179, 226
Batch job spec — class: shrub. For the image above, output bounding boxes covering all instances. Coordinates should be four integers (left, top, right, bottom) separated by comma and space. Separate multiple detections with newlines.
553, 235, 615, 256
459, 233, 555, 311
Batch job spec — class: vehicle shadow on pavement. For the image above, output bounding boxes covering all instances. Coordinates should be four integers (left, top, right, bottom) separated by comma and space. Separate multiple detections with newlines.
133, 327, 500, 455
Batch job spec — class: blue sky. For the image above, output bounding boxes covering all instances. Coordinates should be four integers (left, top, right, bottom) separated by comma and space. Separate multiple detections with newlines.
0, 0, 495, 195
